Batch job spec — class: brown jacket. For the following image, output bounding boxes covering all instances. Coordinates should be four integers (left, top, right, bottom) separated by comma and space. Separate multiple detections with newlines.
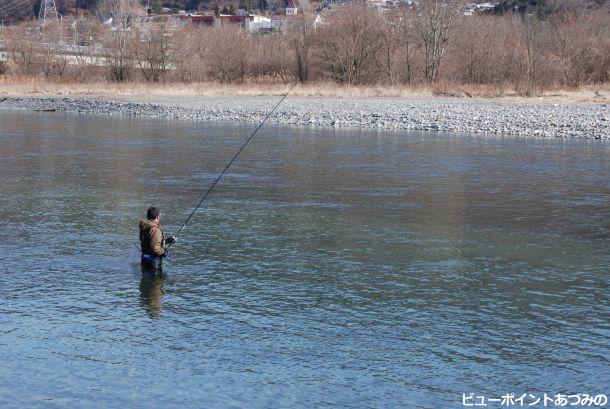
139, 219, 166, 256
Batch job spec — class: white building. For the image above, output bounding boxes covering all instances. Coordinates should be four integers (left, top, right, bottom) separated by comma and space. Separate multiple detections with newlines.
245, 15, 273, 31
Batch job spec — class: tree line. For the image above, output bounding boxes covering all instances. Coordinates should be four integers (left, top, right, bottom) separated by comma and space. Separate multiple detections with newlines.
1, 1, 609, 94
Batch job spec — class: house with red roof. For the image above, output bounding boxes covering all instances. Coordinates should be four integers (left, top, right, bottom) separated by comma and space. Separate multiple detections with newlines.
286, 0, 298, 15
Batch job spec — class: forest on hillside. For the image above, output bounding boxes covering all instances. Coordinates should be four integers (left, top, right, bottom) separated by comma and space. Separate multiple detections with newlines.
1, 0, 609, 23
1, 0, 280, 22
494, 0, 608, 16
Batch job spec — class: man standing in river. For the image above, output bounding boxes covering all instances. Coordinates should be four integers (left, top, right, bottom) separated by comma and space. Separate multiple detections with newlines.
139, 207, 176, 269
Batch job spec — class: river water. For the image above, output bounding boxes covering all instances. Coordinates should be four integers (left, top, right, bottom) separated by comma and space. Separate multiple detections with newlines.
0, 111, 608, 408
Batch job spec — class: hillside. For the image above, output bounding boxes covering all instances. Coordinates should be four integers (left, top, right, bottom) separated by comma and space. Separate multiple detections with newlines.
1, 0, 608, 24
0, 0, 286, 22
492, 0, 609, 15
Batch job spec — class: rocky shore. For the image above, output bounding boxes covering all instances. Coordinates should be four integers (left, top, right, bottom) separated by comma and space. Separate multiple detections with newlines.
1, 94, 608, 139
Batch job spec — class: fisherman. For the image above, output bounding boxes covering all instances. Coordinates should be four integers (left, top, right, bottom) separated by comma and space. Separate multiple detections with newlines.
139, 207, 176, 269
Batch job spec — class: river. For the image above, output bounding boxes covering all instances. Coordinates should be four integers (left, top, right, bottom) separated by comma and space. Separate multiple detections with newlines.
0, 111, 608, 408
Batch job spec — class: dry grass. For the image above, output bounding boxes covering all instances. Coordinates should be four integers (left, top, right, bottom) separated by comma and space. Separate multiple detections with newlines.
430, 82, 610, 104
0, 78, 608, 103
0, 78, 435, 98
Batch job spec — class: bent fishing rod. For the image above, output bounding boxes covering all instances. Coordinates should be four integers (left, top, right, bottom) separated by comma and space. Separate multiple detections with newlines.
168, 80, 299, 248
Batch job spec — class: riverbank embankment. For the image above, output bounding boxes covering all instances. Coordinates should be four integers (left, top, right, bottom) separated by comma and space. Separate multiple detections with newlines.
1, 94, 608, 139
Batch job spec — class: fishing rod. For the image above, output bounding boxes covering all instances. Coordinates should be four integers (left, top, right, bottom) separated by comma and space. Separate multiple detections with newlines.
169, 80, 299, 247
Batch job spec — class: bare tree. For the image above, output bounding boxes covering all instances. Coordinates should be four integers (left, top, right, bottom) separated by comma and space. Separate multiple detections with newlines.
412, 0, 460, 83
172, 24, 210, 82
97, 0, 144, 25
288, 20, 313, 82
249, 34, 294, 82
41, 26, 69, 79
3, 21, 67, 79
207, 26, 250, 83
287, 0, 315, 82
398, 5, 415, 84
66, 18, 105, 81
517, 14, 551, 94
448, 15, 497, 85
5, 23, 41, 77
551, 12, 610, 87
97, 0, 145, 81
136, 20, 173, 82
379, 18, 402, 85
314, 4, 383, 84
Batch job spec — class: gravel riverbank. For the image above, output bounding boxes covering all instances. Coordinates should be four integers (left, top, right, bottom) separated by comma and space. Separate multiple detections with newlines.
1, 94, 608, 139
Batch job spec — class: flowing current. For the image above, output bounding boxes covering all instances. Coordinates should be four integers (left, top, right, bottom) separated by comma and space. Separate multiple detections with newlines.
0, 111, 608, 408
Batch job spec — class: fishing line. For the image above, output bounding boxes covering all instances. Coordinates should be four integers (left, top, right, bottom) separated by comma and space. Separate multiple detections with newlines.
170, 80, 299, 246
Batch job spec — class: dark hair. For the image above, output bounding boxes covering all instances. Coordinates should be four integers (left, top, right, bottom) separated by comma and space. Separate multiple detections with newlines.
147, 207, 160, 220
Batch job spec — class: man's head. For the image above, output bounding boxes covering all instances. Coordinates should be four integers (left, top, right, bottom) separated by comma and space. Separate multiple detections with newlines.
146, 207, 160, 221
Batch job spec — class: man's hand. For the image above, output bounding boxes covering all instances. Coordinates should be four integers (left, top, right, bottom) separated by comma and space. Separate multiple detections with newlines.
166, 236, 177, 245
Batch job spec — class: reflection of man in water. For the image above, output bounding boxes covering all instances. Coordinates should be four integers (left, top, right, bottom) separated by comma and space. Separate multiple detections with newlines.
139, 274, 164, 318
139, 207, 176, 269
